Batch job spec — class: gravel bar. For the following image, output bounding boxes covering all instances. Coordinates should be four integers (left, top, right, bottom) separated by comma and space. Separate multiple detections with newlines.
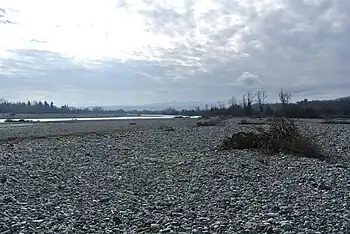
0, 119, 196, 141
1, 118, 350, 233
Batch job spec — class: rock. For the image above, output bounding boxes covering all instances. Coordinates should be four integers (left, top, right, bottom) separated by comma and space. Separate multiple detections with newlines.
0, 230, 11, 234
303, 221, 311, 228
280, 221, 293, 231
270, 205, 280, 213
112, 216, 122, 225
266, 213, 279, 218
150, 223, 160, 230
244, 221, 255, 229
192, 228, 199, 234
279, 206, 294, 214
32, 219, 44, 223
159, 228, 171, 233
0, 175, 7, 184
318, 181, 331, 191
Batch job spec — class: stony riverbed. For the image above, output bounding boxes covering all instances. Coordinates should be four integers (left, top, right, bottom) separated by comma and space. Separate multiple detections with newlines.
1, 118, 349, 233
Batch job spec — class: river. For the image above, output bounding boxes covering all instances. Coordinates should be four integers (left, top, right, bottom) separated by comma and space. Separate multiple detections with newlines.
0, 115, 200, 124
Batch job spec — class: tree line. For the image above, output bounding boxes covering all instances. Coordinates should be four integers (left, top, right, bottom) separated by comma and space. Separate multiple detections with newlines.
159, 89, 350, 118
1, 89, 350, 118
0, 100, 125, 115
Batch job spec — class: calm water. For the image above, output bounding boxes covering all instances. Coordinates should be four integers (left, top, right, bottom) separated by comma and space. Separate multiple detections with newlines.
0, 115, 200, 124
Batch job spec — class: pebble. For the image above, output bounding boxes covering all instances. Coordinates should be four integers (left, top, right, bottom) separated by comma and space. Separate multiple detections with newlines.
0, 118, 349, 233
280, 221, 293, 231
266, 212, 279, 218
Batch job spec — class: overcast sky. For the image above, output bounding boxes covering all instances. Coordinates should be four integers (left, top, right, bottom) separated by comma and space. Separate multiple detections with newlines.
1, 0, 349, 106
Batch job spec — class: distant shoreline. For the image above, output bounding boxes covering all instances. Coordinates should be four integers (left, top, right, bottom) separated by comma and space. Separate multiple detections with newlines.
0, 113, 137, 119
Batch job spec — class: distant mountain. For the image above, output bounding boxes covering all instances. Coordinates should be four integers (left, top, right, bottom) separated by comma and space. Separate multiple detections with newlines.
86, 101, 208, 111
333, 96, 350, 101
139, 101, 208, 110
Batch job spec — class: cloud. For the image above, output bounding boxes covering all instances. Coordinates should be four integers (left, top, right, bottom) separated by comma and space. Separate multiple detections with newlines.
0, 49, 177, 105
235, 72, 263, 87
0, 0, 349, 105
0, 7, 15, 24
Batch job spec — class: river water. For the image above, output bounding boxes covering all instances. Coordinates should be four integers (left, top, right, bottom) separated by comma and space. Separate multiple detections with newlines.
0, 115, 200, 124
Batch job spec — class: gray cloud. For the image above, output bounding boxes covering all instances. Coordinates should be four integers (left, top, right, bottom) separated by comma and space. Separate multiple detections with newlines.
1, 0, 350, 105
0, 49, 187, 105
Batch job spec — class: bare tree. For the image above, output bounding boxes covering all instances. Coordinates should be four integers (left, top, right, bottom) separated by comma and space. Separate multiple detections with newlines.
279, 88, 292, 108
228, 96, 237, 107
217, 101, 226, 110
242, 92, 254, 116
247, 92, 254, 108
242, 95, 246, 108
256, 90, 268, 114
92, 106, 104, 112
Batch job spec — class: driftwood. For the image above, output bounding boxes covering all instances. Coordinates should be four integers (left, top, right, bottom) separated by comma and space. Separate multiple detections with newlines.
222, 117, 324, 159
196, 118, 222, 127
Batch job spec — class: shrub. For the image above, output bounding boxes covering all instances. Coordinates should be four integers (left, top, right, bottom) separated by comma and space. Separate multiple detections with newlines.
221, 117, 325, 160
4, 119, 32, 123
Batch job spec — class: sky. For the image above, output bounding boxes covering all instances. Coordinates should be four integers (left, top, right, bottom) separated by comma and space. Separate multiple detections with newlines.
0, 0, 349, 107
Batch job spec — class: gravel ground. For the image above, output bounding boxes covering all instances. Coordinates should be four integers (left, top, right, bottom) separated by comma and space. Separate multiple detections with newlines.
0, 119, 196, 141
1, 118, 350, 233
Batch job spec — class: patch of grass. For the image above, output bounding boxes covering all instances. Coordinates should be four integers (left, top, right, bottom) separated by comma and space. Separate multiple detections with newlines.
4, 119, 33, 123
222, 117, 325, 160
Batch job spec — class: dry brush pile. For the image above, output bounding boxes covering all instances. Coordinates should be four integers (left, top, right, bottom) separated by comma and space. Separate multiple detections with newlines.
221, 117, 325, 160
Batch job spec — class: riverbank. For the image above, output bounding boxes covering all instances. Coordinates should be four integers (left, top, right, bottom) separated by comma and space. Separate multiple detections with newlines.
1, 118, 349, 233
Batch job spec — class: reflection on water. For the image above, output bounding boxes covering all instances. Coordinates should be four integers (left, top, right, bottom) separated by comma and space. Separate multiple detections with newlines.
0, 115, 200, 124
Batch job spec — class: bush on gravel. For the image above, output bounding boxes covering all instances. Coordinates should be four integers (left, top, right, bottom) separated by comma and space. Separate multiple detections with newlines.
221, 117, 325, 160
